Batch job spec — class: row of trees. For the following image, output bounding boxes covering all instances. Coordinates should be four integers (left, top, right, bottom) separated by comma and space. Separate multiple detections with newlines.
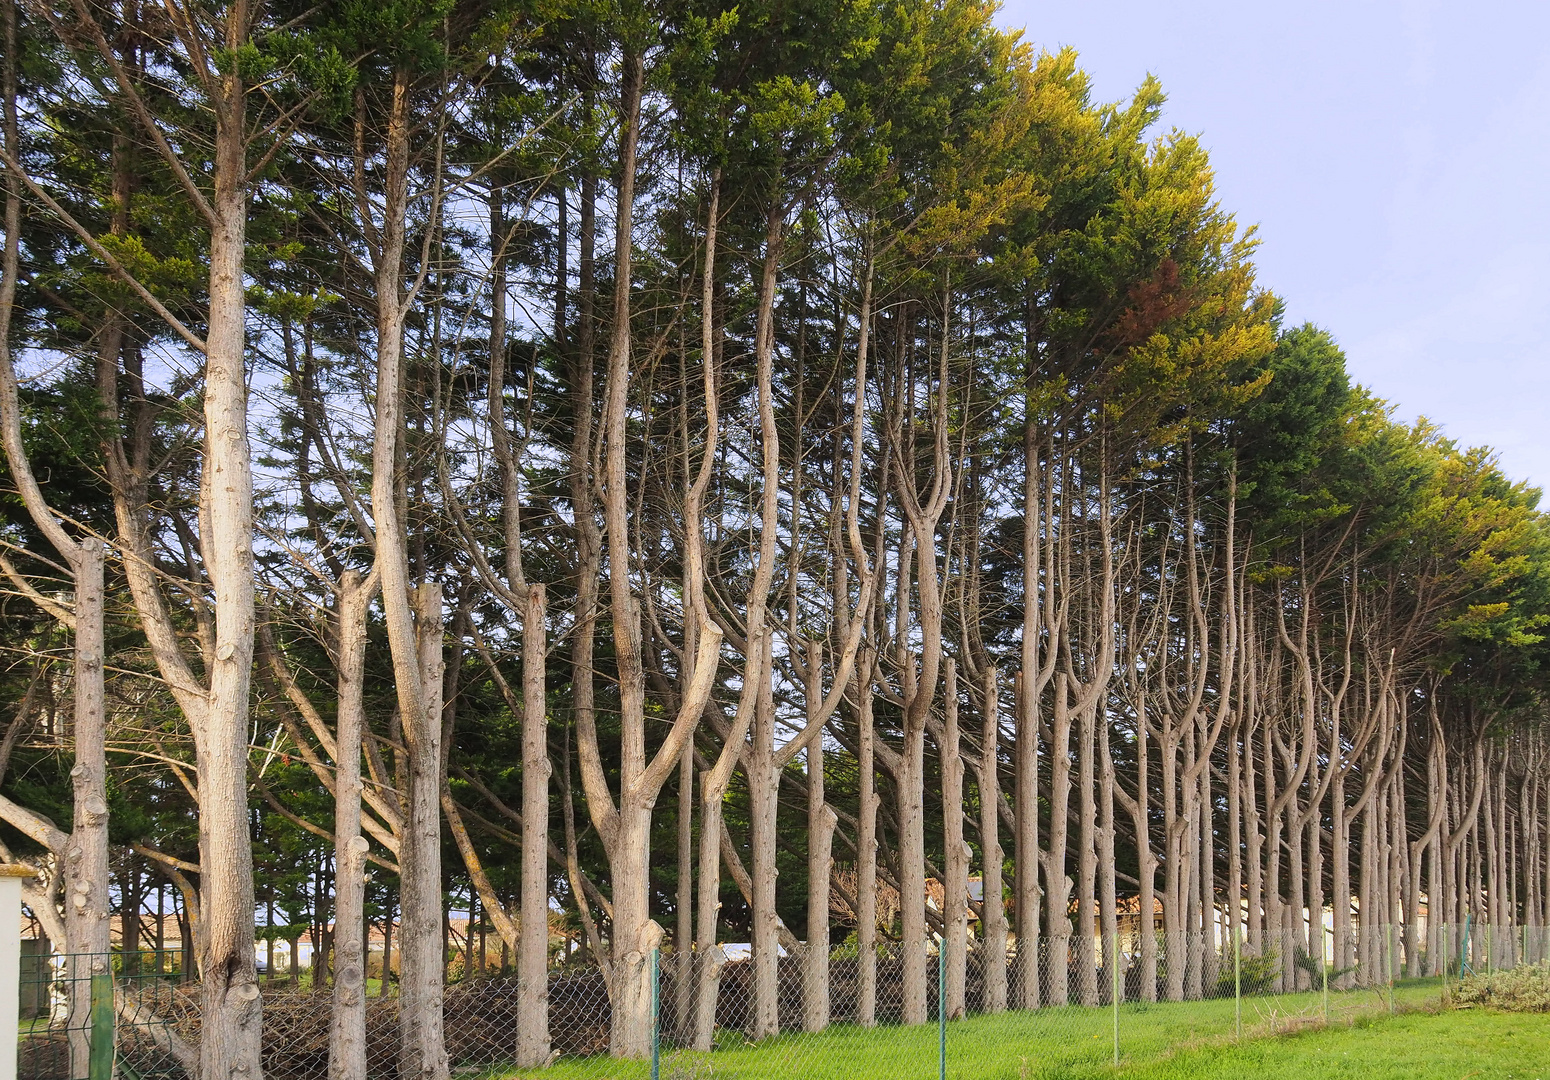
1, 1, 1548, 1079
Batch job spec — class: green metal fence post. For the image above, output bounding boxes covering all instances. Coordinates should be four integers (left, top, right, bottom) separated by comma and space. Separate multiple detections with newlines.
650, 946, 661, 1080
1112, 930, 1120, 1068
89, 963, 114, 1080
1462, 913, 1472, 977
1486, 921, 1493, 990
938, 943, 946, 1080
1234, 925, 1241, 1040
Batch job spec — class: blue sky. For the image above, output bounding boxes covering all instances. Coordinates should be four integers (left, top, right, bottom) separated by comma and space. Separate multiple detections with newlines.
996, 0, 1550, 494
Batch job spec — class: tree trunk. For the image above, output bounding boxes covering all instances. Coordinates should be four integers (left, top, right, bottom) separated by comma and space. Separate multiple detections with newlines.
65, 545, 111, 1074
330, 571, 374, 1080
978, 666, 1007, 1013
1075, 695, 1097, 1006
1098, 713, 1118, 1004
804, 736, 836, 1031
857, 661, 879, 1025
942, 660, 968, 1020
398, 583, 449, 1080
692, 775, 728, 1050
675, 742, 694, 1039
516, 585, 551, 1067
197, 62, 263, 1080
749, 638, 780, 1039
1046, 674, 1073, 1006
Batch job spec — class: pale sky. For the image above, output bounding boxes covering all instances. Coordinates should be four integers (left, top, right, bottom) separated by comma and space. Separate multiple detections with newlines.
997, 0, 1550, 494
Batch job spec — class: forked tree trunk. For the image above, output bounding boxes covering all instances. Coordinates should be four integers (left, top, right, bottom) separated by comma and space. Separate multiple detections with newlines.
581, 51, 722, 1055
363, 66, 451, 1080
0, 30, 110, 1042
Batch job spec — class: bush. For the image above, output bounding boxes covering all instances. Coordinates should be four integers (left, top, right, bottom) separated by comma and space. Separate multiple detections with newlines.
1213, 946, 1280, 996
1455, 965, 1550, 1012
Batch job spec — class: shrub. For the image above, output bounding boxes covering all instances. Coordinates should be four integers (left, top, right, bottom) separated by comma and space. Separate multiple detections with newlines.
1455, 965, 1550, 1012
1213, 946, 1280, 996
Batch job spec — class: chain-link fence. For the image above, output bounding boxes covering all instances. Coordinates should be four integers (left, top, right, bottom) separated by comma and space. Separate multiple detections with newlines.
16, 922, 1546, 1079
18, 950, 196, 1080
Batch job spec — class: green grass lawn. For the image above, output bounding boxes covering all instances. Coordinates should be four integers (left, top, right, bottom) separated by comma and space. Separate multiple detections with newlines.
491, 979, 1525, 1080
1118, 1008, 1550, 1080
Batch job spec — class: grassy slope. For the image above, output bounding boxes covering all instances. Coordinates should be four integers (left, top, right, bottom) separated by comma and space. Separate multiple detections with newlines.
507, 979, 1536, 1080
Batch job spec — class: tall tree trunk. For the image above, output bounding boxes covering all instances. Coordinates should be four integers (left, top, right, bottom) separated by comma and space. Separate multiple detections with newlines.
1098, 713, 1118, 1005
1076, 695, 1097, 1006
749, 638, 780, 1038
1046, 674, 1073, 1006
1131, 708, 1158, 1002
675, 742, 694, 1038
899, 701, 929, 1024
804, 719, 837, 1031
942, 660, 968, 1020
857, 660, 880, 1025
978, 666, 1007, 1013
362, 69, 451, 1080
398, 584, 449, 1080
1015, 428, 1044, 1012
330, 571, 375, 1080
65, 543, 110, 1074
516, 585, 551, 1067
691, 782, 726, 1050
197, 44, 263, 1080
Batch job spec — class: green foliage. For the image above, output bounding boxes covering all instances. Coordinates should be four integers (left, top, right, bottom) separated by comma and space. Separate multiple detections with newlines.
1215, 946, 1281, 997
1290, 944, 1353, 990
1454, 965, 1550, 1012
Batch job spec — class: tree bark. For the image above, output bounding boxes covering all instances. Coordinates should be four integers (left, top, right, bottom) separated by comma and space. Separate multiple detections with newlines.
398, 583, 449, 1080
516, 585, 551, 1067
857, 659, 880, 1025
942, 660, 968, 1019
196, 39, 264, 1080
978, 666, 1007, 1012
330, 571, 376, 1080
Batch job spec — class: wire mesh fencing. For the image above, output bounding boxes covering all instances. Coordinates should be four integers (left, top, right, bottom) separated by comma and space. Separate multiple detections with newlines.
18, 950, 197, 1080
16, 922, 1548, 1079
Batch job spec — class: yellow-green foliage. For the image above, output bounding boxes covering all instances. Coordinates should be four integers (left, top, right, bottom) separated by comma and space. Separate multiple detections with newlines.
1454, 965, 1550, 1012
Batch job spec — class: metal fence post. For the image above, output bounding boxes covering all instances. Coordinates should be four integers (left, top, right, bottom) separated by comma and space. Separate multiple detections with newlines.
89, 963, 114, 1080
938, 942, 946, 1080
1485, 922, 1493, 989
650, 946, 661, 1080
